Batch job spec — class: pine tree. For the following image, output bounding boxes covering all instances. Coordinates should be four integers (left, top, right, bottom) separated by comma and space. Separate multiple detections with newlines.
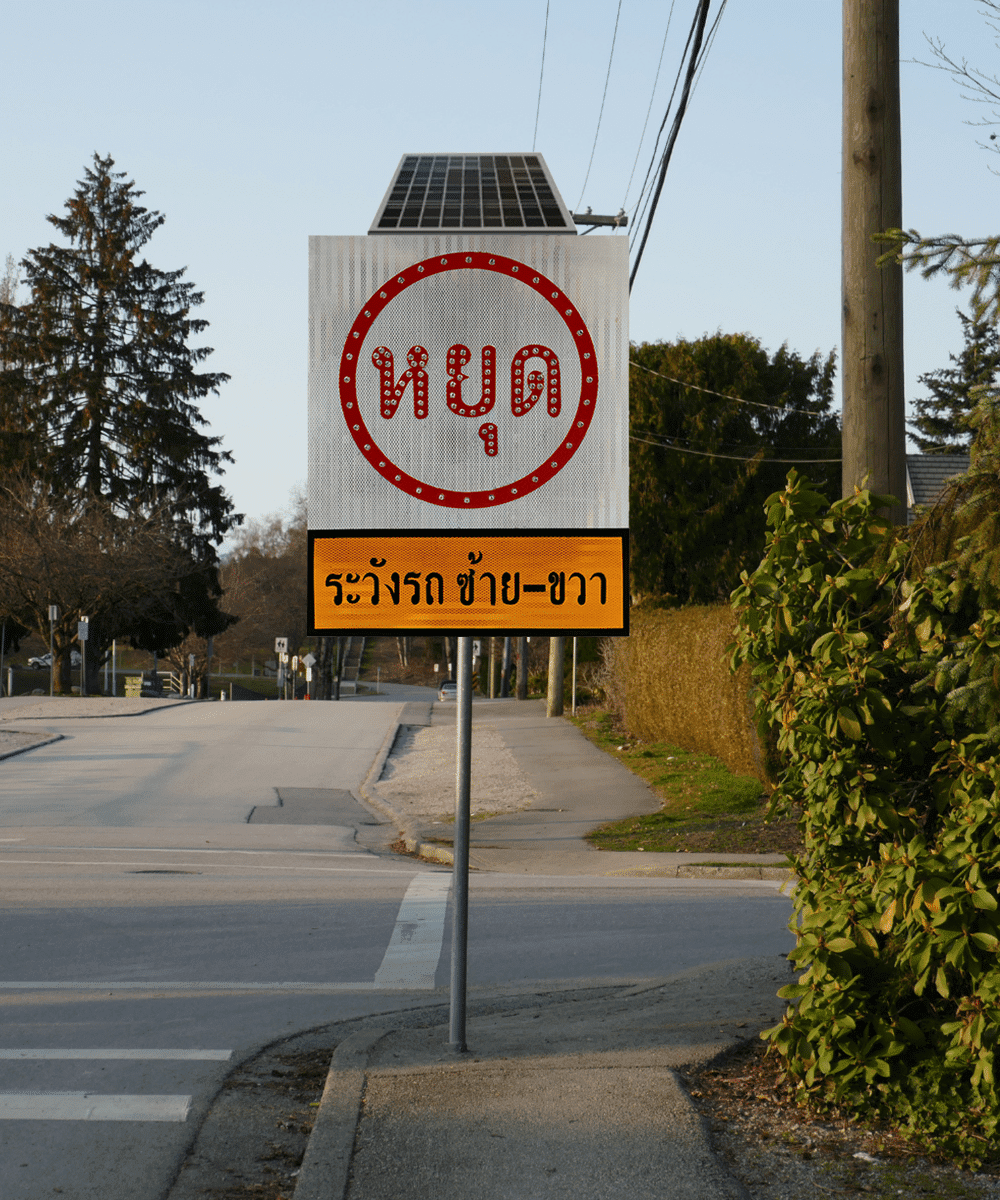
909, 309, 1000, 454
1, 154, 237, 557
0, 155, 240, 680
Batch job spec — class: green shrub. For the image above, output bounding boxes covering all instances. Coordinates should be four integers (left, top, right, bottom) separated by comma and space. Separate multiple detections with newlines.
731, 470, 1000, 1167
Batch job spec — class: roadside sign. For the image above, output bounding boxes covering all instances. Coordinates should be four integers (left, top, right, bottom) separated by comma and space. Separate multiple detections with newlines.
308, 235, 628, 636
77, 618, 89, 642
274, 637, 288, 655
302, 652, 317, 668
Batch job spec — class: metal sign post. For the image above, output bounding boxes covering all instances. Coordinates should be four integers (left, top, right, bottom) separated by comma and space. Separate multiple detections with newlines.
448, 636, 473, 1052
78, 616, 89, 698
48, 605, 58, 697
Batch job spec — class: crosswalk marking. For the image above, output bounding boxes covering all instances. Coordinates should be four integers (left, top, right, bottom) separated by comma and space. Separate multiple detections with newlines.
0, 1048, 231, 1060
0, 1092, 191, 1121
373, 873, 451, 989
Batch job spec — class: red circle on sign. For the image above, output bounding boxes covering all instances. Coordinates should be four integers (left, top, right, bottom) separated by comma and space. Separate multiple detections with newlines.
338, 253, 598, 508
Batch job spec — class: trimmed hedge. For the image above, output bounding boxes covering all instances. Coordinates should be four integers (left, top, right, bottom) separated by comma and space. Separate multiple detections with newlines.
623, 604, 764, 779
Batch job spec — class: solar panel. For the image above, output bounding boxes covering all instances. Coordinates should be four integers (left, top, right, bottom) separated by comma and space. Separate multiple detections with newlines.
369, 153, 577, 235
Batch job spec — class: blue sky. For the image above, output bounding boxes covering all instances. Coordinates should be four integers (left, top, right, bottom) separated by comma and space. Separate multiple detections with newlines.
2, 0, 995, 527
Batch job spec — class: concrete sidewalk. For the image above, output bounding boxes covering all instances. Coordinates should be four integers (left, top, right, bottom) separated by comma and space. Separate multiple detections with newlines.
300, 958, 790, 1199
366, 697, 791, 881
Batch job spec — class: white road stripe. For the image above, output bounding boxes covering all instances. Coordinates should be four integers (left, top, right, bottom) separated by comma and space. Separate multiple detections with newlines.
0, 846, 363, 856
0, 859, 417, 874
373, 873, 451, 989
0, 1049, 231, 1060
0, 981, 375, 991
0, 1092, 190, 1122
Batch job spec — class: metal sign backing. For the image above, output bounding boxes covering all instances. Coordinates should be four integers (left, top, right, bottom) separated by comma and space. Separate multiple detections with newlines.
308, 233, 628, 635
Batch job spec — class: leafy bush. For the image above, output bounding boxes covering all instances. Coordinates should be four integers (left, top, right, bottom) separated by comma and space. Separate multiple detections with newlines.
730, 468, 1000, 1166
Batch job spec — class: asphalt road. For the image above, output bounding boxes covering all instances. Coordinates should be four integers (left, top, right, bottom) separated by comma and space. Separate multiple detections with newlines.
0, 695, 793, 1199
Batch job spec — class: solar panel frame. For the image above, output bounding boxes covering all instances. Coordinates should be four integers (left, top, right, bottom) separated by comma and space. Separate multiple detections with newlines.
369, 153, 577, 235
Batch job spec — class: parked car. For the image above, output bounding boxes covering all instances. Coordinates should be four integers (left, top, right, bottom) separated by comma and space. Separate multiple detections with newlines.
437, 680, 457, 702
28, 651, 82, 669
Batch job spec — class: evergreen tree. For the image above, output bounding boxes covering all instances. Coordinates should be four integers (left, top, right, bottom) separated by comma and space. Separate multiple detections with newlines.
629, 333, 839, 604
0, 154, 237, 558
909, 309, 1000, 454
0, 155, 240, 679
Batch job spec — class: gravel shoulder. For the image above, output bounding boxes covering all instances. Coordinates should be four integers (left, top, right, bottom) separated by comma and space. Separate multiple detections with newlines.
377, 723, 538, 822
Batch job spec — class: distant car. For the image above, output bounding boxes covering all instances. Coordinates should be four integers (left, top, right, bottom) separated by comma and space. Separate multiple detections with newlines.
437, 680, 457, 702
28, 651, 82, 669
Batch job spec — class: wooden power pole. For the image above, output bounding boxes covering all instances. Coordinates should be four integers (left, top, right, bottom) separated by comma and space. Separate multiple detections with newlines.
842, 0, 907, 520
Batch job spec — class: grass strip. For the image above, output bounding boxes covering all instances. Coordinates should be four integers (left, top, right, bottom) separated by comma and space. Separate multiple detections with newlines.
570, 709, 801, 855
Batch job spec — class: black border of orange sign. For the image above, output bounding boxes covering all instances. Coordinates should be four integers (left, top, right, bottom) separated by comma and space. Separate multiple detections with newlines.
307, 529, 628, 636
338, 252, 599, 509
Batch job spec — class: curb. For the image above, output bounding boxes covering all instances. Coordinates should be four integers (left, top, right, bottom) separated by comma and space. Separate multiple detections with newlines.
1, 697, 196, 720
292, 1028, 391, 1200
0, 731, 63, 762
604, 864, 795, 882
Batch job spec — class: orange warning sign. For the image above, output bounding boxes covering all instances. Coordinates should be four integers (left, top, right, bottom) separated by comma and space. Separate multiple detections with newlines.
308, 532, 627, 634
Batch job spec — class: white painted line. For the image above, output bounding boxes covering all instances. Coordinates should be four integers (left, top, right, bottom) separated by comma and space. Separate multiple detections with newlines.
0, 981, 381, 992
0, 1092, 190, 1122
373, 872, 451, 989
0, 1049, 231, 1060
0, 859, 417, 875
1, 846, 365, 857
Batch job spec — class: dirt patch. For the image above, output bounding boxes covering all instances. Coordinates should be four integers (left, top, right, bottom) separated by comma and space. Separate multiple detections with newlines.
377, 724, 537, 820
684, 1036, 1000, 1198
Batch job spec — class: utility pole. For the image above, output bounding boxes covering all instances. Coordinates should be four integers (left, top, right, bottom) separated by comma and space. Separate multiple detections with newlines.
515, 637, 528, 701
842, 0, 906, 521
546, 636, 565, 718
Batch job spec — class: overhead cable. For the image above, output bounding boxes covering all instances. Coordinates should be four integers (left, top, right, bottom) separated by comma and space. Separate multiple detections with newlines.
629, 358, 836, 418
630, 434, 842, 464
575, 0, 625, 212
628, 12, 697, 236
689, 0, 729, 102
629, 0, 712, 291
532, 0, 551, 152
621, 0, 677, 213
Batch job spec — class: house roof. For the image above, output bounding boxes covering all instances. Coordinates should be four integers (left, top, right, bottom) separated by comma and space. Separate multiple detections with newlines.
906, 453, 970, 520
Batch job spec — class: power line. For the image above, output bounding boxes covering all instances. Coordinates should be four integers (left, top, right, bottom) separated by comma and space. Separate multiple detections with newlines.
628, 12, 696, 236
629, 0, 712, 291
628, 358, 836, 418
575, 0, 624, 212
688, 0, 728, 102
532, 0, 551, 152
634, 426, 842, 452
621, 0, 677, 212
630, 434, 842, 464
